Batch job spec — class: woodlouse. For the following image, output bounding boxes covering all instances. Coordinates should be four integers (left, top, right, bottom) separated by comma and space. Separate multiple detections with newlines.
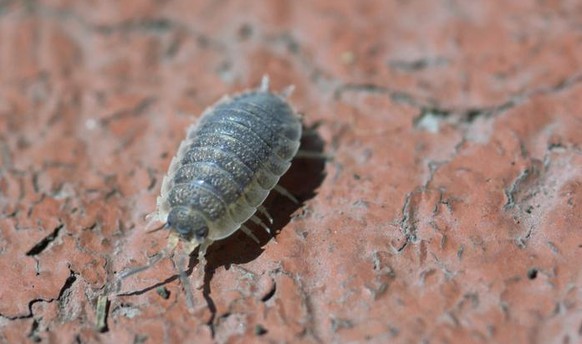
114, 76, 305, 308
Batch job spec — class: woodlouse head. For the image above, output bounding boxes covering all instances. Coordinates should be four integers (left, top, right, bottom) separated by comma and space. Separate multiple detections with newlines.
166, 206, 209, 243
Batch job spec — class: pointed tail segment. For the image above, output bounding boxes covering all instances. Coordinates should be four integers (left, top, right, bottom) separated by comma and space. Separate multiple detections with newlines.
260, 75, 270, 92
258, 74, 295, 98
280, 84, 295, 98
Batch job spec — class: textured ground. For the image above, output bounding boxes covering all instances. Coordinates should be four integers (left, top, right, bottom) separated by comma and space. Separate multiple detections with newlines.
1, 0, 582, 343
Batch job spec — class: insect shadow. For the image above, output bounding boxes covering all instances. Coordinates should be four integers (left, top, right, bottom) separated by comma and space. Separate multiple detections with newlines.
198, 122, 327, 325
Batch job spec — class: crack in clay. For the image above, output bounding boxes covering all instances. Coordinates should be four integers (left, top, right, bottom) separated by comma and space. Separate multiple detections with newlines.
2, 274, 61, 320
57, 270, 78, 300
92, 18, 175, 34
431, 252, 455, 280
300, 286, 322, 343
388, 57, 449, 72
336, 71, 582, 133
392, 236, 409, 253
266, 268, 323, 343
423, 71, 582, 124
31, 172, 41, 198
263, 32, 337, 93
25, 271, 77, 341
504, 169, 534, 210
399, 190, 419, 245
367, 251, 396, 300
396, 188, 446, 253
414, 108, 451, 133
23, 270, 78, 323
146, 167, 158, 191
546, 241, 560, 255
260, 280, 276, 303
291, 44, 582, 130
26, 194, 47, 218
100, 97, 156, 127
456, 245, 464, 260
58, 273, 80, 322
424, 161, 448, 188
503, 155, 560, 249
334, 83, 426, 109
0, 137, 12, 173
515, 227, 534, 249
30, 3, 226, 52
331, 317, 354, 332
27, 318, 41, 342
0, 299, 45, 321
26, 224, 64, 256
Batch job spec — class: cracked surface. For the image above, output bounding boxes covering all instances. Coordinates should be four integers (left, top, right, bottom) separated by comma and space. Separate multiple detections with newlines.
1, 0, 582, 343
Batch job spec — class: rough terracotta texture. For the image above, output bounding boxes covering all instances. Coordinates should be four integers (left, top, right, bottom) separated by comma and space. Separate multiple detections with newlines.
1, 0, 582, 343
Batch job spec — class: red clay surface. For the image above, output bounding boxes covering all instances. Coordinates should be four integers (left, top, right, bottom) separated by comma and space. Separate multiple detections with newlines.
1, 0, 582, 343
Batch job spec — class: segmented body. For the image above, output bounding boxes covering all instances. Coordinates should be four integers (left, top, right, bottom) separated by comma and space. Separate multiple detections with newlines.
148, 78, 301, 249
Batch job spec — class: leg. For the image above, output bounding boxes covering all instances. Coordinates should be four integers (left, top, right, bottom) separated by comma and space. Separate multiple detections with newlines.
274, 185, 299, 204
240, 225, 260, 244
173, 253, 195, 312
280, 85, 295, 98
294, 150, 333, 160
257, 205, 274, 224
169, 238, 210, 310
250, 215, 271, 234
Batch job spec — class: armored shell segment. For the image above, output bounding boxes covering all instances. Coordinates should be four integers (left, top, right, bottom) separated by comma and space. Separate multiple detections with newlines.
152, 80, 302, 245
